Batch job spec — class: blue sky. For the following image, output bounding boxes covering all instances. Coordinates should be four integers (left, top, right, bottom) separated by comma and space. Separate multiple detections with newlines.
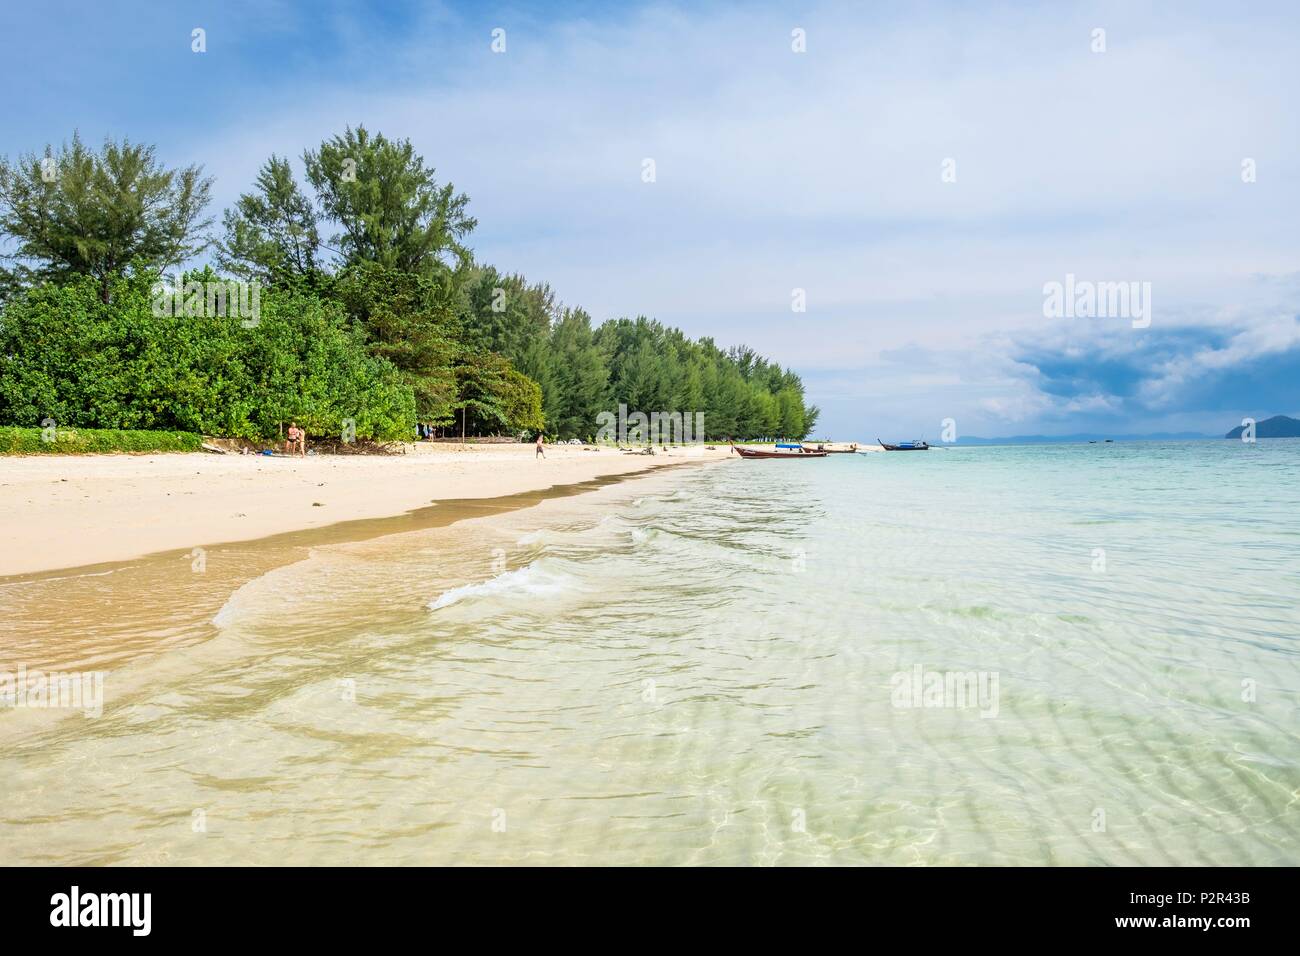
2, 0, 1297, 438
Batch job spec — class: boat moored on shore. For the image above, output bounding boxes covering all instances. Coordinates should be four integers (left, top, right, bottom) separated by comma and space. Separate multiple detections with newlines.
802, 442, 858, 453
731, 442, 828, 459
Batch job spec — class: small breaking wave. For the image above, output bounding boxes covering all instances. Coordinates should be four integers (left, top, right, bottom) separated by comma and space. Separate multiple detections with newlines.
428, 562, 572, 611
212, 553, 332, 629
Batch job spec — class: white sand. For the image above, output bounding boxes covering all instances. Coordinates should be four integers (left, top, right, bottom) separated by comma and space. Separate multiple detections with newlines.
0, 443, 734, 576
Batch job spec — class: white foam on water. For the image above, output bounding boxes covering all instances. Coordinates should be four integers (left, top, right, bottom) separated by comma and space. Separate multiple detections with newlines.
427, 562, 572, 611
598, 513, 632, 528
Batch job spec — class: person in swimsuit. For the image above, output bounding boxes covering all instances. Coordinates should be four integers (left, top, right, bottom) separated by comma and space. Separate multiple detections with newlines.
286, 422, 305, 457
535, 431, 545, 459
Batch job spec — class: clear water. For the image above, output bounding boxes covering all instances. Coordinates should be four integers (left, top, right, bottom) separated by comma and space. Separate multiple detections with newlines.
2, 441, 1298, 865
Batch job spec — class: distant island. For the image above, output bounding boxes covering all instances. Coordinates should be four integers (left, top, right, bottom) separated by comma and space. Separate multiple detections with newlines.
1225, 415, 1300, 439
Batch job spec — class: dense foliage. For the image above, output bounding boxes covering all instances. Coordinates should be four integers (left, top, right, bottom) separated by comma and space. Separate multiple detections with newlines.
0, 127, 817, 443
0, 272, 413, 440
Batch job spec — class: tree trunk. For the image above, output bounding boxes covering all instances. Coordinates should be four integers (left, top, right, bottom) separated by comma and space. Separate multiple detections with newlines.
461, 407, 466, 443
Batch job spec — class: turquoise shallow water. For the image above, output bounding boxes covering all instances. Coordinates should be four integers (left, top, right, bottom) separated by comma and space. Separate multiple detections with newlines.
2, 440, 1298, 864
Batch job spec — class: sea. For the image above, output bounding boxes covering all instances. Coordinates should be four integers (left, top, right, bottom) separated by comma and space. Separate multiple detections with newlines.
2, 440, 1297, 865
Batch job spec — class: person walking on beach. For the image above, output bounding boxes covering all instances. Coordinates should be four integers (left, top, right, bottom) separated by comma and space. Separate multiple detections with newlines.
535, 431, 545, 459
286, 422, 306, 457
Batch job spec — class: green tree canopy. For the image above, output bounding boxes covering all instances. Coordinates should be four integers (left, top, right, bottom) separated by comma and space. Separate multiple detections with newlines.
216, 155, 322, 287
0, 133, 212, 301
303, 126, 475, 276
332, 262, 462, 424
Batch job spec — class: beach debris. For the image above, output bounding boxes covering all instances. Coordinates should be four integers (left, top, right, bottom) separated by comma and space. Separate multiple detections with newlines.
201, 443, 227, 454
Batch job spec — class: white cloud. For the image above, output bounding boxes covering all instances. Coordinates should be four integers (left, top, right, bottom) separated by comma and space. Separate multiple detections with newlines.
1136, 313, 1300, 408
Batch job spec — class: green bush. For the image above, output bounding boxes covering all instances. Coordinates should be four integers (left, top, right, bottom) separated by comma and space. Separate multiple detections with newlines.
0, 270, 415, 441
0, 426, 203, 454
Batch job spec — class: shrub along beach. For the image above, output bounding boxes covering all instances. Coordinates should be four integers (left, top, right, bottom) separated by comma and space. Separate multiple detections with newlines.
0, 426, 201, 455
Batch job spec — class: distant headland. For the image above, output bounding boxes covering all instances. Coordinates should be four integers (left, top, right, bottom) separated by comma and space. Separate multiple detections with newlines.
1225, 415, 1300, 439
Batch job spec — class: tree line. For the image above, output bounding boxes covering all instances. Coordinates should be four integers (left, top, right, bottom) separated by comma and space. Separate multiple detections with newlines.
0, 128, 819, 442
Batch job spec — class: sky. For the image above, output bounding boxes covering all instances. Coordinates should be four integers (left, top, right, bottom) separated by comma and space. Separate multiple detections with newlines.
1, 0, 1297, 439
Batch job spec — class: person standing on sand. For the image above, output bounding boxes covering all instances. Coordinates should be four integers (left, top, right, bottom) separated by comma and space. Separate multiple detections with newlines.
286, 422, 306, 457
535, 431, 545, 459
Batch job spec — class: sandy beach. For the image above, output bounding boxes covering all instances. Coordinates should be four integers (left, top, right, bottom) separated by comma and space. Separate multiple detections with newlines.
0, 442, 733, 577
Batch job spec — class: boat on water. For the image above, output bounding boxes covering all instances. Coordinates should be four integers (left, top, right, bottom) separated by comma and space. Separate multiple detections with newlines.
731, 443, 827, 459
879, 442, 928, 451
802, 443, 858, 453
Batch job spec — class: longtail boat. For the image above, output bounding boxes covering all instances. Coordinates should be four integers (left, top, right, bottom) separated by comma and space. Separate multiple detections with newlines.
877, 437, 929, 451
731, 443, 827, 459
803, 443, 858, 453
